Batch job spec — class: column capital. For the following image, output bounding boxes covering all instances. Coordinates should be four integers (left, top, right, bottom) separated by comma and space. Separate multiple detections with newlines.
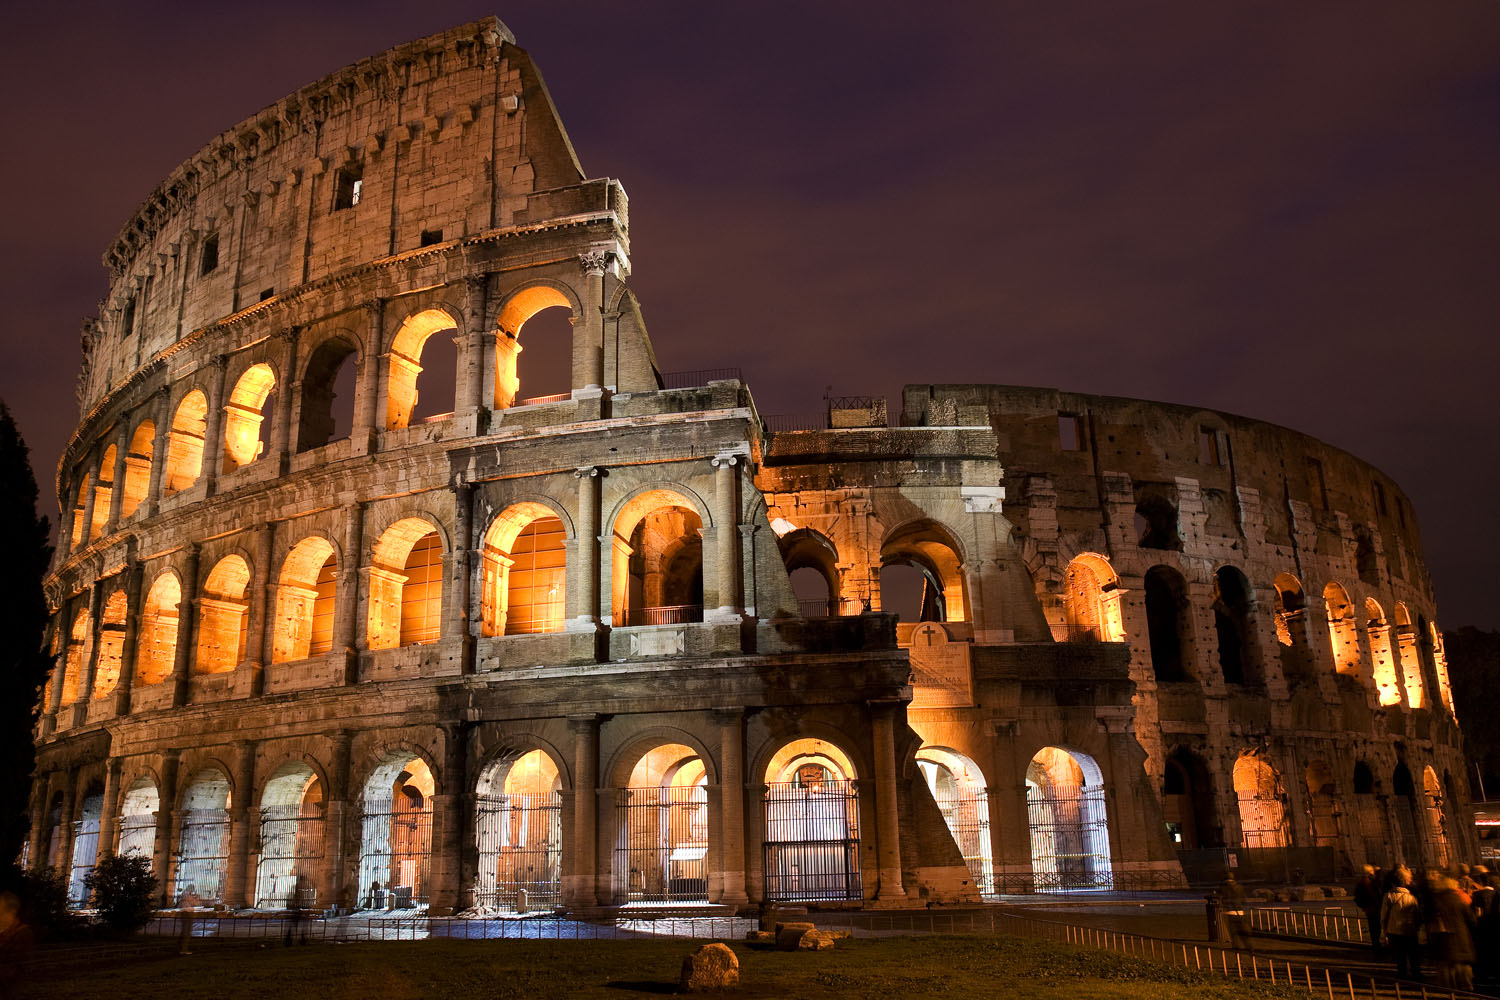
574, 465, 603, 479
711, 452, 746, 469
578, 250, 614, 277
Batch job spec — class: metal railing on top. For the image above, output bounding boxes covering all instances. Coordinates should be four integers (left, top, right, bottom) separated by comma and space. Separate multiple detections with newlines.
615, 605, 703, 627
660, 367, 742, 389
517, 392, 570, 406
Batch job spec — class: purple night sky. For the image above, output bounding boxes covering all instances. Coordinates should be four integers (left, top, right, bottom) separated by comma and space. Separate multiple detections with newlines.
1, 2, 1495, 626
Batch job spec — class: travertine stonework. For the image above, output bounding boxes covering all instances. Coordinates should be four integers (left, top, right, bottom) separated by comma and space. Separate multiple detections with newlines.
32, 18, 1473, 915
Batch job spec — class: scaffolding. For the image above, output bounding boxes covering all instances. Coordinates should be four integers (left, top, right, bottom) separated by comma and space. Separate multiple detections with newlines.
763, 779, 862, 902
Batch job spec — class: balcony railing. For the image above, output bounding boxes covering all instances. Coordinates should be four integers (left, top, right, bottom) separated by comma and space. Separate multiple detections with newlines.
660, 367, 742, 389
797, 598, 868, 618
517, 392, 570, 406
616, 605, 704, 627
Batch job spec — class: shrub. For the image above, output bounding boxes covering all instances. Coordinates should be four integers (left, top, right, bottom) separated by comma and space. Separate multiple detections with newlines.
83, 853, 158, 934
1, 863, 80, 940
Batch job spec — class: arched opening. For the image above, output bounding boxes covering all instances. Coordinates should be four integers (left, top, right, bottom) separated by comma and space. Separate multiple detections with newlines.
779, 528, 843, 618
917, 747, 994, 897
1391, 763, 1421, 865
297, 337, 358, 451
879, 521, 966, 623
1422, 765, 1449, 867
43, 792, 64, 870
611, 491, 704, 627
495, 285, 575, 408
91, 446, 116, 540
137, 573, 181, 686
67, 783, 105, 907
254, 763, 324, 909
222, 363, 277, 471
59, 608, 91, 708
1135, 495, 1181, 551
1212, 567, 1256, 686
1232, 752, 1288, 848
120, 419, 154, 519
357, 753, 434, 910
613, 744, 709, 905
1352, 762, 1387, 866
1145, 566, 1193, 681
1026, 747, 1112, 891
175, 769, 232, 903
165, 390, 208, 494
1060, 553, 1124, 642
1355, 530, 1379, 585
271, 537, 337, 663
763, 738, 862, 902
367, 518, 443, 649
1392, 603, 1424, 708
69, 474, 90, 549
475, 749, 562, 911
1427, 621, 1453, 711
1324, 582, 1360, 676
1365, 599, 1400, 706
91, 589, 127, 700
1163, 747, 1219, 849
481, 504, 566, 636
1273, 573, 1312, 683
196, 555, 250, 674
1442, 771, 1464, 866
386, 309, 459, 429
117, 776, 159, 862
1303, 759, 1340, 850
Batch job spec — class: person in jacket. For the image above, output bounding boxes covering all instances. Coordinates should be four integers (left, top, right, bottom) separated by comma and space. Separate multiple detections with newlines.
1380, 868, 1422, 980
1354, 864, 1383, 953
1429, 875, 1477, 991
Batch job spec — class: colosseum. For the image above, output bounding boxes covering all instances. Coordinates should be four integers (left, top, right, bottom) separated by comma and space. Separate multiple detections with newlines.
29, 18, 1476, 917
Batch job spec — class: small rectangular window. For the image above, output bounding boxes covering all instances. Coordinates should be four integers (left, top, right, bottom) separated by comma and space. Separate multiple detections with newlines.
419, 228, 444, 247
1198, 426, 1222, 465
1372, 481, 1387, 515
333, 166, 363, 211
121, 296, 136, 337
1058, 413, 1082, 451
259, 288, 274, 302
1307, 457, 1328, 509
199, 233, 219, 276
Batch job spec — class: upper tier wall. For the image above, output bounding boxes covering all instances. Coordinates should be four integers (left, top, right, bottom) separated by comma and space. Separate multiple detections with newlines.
79, 16, 591, 416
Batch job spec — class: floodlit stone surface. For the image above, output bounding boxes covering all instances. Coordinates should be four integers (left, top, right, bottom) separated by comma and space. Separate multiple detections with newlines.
679, 942, 740, 991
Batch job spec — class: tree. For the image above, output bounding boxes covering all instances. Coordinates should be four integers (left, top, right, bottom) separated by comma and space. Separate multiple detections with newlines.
0, 402, 53, 865
1444, 626, 1500, 800
83, 853, 158, 934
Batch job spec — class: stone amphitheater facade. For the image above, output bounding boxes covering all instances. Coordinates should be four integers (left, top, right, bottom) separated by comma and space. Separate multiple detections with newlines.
31, 18, 1475, 916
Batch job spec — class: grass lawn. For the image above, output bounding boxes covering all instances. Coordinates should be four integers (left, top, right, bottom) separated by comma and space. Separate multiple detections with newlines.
20, 934, 1307, 999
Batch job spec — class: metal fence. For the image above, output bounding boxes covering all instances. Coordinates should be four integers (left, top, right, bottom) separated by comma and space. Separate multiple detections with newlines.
254, 806, 323, 909
615, 605, 703, 627
356, 802, 432, 909
929, 786, 995, 897
475, 792, 562, 911
660, 368, 743, 389
1026, 785, 1113, 892
763, 780, 862, 902
613, 786, 709, 903
116, 814, 156, 860
174, 809, 230, 903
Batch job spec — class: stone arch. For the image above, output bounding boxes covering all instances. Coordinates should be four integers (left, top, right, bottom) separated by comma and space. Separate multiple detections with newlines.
1364, 598, 1400, 706
253, 759, 325, 908
1211, 566, 1257, 686
1392, 602, 1425, 708
367, 516, 445, 649
164, 389, 208, 494
481, 501, 567, 636
90, 445, 116, 540
117, 774, 159, 860
1025, 746, 1113, 890
917, 746, 994, 896
1303, 758, 1340, 851
1427, 619, 1453, 711
136, 570, 181, 685
1351, 760, 1388, 865
59, 606, 91, 707
271, 535, 339, 663
1272, 572, 1313, 683
196, 554, 251, 674
175, 765, 233, 902
222, 362, 277, 470
610, 739, 713, 904
1163, 746, 1219, 848
1422, 765, 1449, 867
385, 307, 460, 430
67, 780, 106, 906
120, 418, 154, 519
69, 472, 90, 549
296, 331, 361, 451
1060, 552, 1124, 642
493, 280, 582, 409
1145, 565, 1194, 681
354, 746, 438, 909
1232, 750, 1288, 848
1324, 581, 1360, 676
609, 486, 709, 628
761, 735, 863, 902
778, 527, 842, 617
474, 747, 565, 910
1134, 493, 1181, 551
879, 518, 968, 623
91, 588, 128, 700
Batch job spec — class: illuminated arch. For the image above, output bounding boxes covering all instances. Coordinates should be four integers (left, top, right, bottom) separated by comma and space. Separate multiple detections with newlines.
1323, 581, 1360, 676
1422, 765, 1449, 866
493, 283, 579, 409
165, 390, 208, 494
385, 308, 459, 430
481, 502, 567, 636
880, 519, 967, 623
610, 488, 705, 627
1060, 553, 1124, 642
608, 742, 711, 904
1233, 751, 1288, 848
367, 517, 444, 649
474, 748, 564, 910
196, 555, 250, 674
1392, 603, 1424, 708
1026, 746, 1112, 890
117, 776, 159, 861
90, 589, 127, 700
917, 746, 994, 896
59, 607, 91, 707
355, 750, 436, 908
761, 736, 863, 902
222, 363, 277, 469
136, 572, 181, 685
69, 473, 90, 549
271, 536, 338, 663
1365, 598, 1400, 706
120, 418, 154, 518
90, 445, 116, 540
253, 761, 324, 908
175, 768, 232, 902
778, 527, 843, 617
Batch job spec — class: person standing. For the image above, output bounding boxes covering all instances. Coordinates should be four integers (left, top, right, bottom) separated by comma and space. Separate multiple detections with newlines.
1430, 875, 1476, 991
178, 884, 202, 956
1380, 869, 1422, 980
1221, 873, 1251, 951
1354, 864, 1383, 954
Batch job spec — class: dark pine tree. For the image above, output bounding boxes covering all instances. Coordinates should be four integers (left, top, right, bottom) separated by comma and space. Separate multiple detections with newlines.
0, 402, 53, 864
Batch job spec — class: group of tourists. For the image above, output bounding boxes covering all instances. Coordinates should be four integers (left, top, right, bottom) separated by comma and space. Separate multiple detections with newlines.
1355, 862, 1499, 990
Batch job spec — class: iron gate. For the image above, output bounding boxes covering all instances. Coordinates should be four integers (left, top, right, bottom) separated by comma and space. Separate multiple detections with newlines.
175, 809, 230, 902
357, 801, 432, 909
930, 785, 995, 897
613, 785, 708, 903
254, 805, 324, 908
67, 817, 101, 906
475, 792, 562, 910
1026, 785, 1113, 891
763, 780, 862, 902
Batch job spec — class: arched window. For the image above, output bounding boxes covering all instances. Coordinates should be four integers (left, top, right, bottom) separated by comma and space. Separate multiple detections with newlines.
175, 770, 231, 903
1144, 566, 1193, 681
917, 747, 993, 897
611, 491, 704, 627
136, 573, 181, 685
1303, 759, 1339, 849
271, 537, 338, 663
91, 589, 127, 700
120, 419, 154, 519
117, 777, 159, 862
1212, 567, 1257, 685
475, 749, 562, 911
222, 363, 277, 470
1324, 582, 1360, 676
165, 390, 208, 494
91, 446, 116, 540
1428, 621, 1453, 712
1026, 747, 1112, 891
879, 520, 966, 623
196, 555, 250, 673
481, 504, 566, 636
1365, 599, 1400, 706
1162, 748, 1218, 848
762, 738, 861, 902
1272, 573, 1312, 683
367, 518, 443, 649
356, 753, 434, 909
1422, 766, 1449, 867
1392, 603, 1424, 708
254, 763, 324, 908
1060, 553, 1124, 642
59, 608, 91, 707
494, 285, 575, 408
296, 337, 358, 451
1233, 752, 1288, 848
1134, 495, 1181, 551
778, 527, 843, 618
385, 309, 459, 429
67, 784, 105, 907
69, 473, 90, 549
